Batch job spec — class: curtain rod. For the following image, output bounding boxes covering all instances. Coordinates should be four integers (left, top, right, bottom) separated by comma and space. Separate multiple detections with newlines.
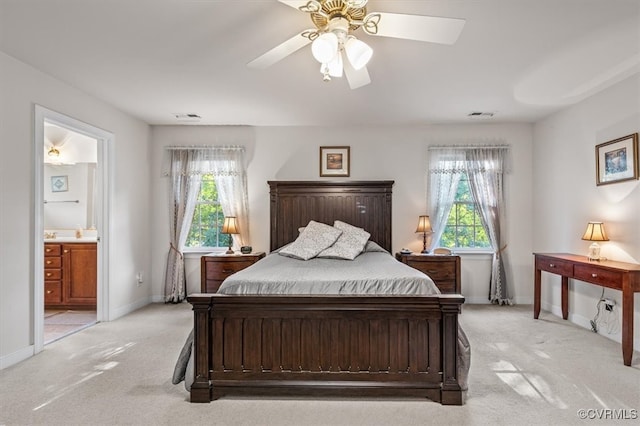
428, 144, 510, 150
164, 145, 244, 150
427, 145, 511, 151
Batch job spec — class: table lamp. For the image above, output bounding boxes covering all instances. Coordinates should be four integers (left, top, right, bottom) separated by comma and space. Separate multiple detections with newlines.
415, 215, 433, 254
221, 216, 239, 254
581, 221, 609, 261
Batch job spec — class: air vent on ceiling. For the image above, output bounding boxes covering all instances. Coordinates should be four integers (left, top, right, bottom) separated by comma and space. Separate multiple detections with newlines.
173, 113, 202, 123
467, 111, 495, 119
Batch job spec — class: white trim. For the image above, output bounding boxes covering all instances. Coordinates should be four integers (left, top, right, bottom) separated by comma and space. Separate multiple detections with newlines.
0, 345, 34, 370
34, 105, 113, 355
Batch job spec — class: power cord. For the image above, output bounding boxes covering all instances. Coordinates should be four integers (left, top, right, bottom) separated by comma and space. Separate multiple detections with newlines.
590, 288, 604, 333
590, 287, 619, 334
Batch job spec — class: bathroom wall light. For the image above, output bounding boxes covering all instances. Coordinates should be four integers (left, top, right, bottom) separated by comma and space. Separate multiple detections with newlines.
48, 146, 60, 158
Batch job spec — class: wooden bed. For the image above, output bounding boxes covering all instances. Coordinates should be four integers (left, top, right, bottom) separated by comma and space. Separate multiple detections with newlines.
187, 181, 465, 405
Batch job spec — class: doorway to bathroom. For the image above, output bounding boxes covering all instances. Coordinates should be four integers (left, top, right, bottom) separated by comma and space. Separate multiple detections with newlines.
34, 106, 112, 352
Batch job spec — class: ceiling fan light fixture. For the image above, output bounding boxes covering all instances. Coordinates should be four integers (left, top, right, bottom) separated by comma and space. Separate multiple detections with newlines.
311, 32, 338, 63
344, 36, 372, 70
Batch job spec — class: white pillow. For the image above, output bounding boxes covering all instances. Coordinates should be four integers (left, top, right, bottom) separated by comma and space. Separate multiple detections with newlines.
279, 220, 342, 260
317, 220, 370, 260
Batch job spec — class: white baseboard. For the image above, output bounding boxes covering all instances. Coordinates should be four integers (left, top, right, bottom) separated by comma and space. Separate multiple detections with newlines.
540, 301, 639, 352
109, 296, 154, 321
0, 345, 34, 370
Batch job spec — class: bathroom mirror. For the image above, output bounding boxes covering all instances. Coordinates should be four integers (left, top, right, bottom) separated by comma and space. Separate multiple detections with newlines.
43, 123, 97, 231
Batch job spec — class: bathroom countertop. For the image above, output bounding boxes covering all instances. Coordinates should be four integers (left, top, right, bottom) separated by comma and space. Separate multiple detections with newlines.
44, 237, 98, 243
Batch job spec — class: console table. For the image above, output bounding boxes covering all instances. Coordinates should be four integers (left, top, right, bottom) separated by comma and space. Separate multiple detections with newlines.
533, 253, 640, 366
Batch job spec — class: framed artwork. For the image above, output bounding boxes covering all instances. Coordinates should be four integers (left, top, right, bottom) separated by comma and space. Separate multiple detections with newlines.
595, 133, 639, 185
51, 175, 68, 192
319, 146, 350, 177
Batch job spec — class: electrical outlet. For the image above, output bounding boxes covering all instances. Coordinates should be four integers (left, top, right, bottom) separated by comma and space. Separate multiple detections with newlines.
603, 298, 615, 312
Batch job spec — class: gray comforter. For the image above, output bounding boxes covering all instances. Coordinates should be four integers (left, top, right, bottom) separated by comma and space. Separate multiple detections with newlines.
218, 250, 441, 295
173, 248, 471, 392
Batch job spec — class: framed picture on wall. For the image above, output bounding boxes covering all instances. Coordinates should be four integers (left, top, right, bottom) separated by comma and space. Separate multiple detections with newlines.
595, 133, 639, 185
51, 175, 69, 192
320, 146, 350, 177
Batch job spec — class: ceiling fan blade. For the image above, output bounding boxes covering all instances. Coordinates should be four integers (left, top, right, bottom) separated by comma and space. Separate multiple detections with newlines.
343, 57, 371, 89
369, 12, 465, 45
247, 30, 313, 69
278, 0, 310, 10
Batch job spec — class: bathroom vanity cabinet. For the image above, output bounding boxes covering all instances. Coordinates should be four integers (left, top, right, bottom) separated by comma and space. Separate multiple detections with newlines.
45, 242, 97, 309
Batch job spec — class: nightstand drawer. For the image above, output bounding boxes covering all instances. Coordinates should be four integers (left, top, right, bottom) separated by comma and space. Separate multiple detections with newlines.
396, 253, 461, 294
206, 260, 254, 279
201, 252, 266, 293
574, 265, 623, 287
406, 260, 456, 281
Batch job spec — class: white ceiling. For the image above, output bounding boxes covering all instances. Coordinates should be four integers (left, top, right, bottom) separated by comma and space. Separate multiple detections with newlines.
1, 0, 638, 126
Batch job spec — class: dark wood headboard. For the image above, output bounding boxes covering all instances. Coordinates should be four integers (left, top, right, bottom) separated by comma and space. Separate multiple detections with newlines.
268, 181, 394, 252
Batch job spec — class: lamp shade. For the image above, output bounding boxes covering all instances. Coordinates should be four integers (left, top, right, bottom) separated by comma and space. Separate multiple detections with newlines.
344, 36, 373, 70
415, 215, 433, 233
312, 32, 339, 63
222, 216, 240, 235
581, 222, 609, 241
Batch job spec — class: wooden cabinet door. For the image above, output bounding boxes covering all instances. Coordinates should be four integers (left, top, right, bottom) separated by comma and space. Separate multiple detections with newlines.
63, 244, 97, 306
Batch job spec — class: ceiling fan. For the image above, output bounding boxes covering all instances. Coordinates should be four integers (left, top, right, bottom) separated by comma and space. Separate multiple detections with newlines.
248, 0, 466, 89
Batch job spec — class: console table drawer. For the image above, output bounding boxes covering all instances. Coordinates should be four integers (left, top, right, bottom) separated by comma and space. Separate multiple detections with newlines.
536, 257, 573, 275
574, 265, 623, 286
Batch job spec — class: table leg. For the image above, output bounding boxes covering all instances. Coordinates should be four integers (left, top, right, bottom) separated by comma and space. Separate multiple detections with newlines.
621, 282, 633, 366
561, 276, 569, 320
534, 267, 541, 319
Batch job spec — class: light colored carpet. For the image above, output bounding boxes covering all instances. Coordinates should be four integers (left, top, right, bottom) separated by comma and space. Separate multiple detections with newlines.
1, 303, 638, 425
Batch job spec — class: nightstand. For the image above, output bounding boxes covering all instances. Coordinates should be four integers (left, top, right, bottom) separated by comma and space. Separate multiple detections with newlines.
395, 252, 461, 294
201, 252, 265, 293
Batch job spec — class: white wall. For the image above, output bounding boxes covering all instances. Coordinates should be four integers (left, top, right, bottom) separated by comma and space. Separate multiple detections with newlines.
0, 52, 152, 368
150, 123, 533, 305
533, 73, 640, 350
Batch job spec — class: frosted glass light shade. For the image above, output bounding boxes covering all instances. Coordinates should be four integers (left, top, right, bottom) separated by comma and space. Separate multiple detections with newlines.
344, 37, 373, 70
312, 32, 339, 63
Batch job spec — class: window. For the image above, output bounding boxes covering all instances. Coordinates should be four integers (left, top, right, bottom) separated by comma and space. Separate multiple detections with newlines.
439, 173, 490, 249
184, 174, 230, 249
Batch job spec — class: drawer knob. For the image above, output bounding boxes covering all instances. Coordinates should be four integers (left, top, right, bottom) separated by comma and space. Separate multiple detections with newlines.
46, 273, 52, 277
46, 260, 52, 265
592, 273, 598, 278
64, 250, 69, 253
549, 263, 555, 268
222, 269, 233, 273
46, 248, 52, 252
46, 290, 52, 294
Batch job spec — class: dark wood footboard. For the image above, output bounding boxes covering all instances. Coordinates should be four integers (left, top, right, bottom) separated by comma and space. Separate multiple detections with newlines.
188, 293, 465, 405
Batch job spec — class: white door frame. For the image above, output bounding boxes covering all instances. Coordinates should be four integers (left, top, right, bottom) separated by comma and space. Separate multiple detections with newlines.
33, 105, 112, 353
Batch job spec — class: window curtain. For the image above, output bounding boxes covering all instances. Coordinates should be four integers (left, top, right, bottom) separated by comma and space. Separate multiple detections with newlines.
162, 146, 249, 303
464, 147, 511, 305
427, 149, 465, 251
427, 145, 511, 305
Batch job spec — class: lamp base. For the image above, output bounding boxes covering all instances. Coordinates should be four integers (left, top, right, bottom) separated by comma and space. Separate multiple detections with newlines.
225, 247, 234, 255
587, 242, 601, 261
421, 249, 430, 254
